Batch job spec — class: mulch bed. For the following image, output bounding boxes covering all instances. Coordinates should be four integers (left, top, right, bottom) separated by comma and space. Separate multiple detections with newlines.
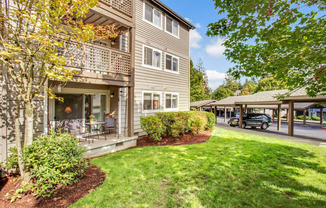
0, 164, 105, 208
137, 129, 213, 147
0, 130, 213, 208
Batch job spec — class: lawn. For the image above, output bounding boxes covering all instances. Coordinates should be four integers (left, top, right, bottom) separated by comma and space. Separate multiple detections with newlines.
71, 127, 326, 208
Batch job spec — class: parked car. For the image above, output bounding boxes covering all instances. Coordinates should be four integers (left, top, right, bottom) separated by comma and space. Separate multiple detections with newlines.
228, 113, 272, 130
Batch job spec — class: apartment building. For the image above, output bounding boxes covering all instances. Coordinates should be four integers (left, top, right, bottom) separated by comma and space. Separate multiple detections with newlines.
0, 0, 194, 161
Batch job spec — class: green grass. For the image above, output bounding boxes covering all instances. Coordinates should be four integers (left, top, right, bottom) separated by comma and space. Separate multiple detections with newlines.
71, 127, 326, 208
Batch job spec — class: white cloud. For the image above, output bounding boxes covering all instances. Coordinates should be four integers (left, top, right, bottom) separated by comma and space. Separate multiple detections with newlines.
190, 29, 202, 49
206, 70, 226, 89
185, 17, 192, 22
195, 23, 201, 28
205, 38, 226, 57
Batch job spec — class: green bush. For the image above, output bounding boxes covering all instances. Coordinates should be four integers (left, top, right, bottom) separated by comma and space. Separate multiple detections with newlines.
171, 112, 192, 138
312, 116, 321, 121
282, 115, 287, 118
4, 147, 19, 174
155, 112, 177, 136
297, 115, 310, 120
140, 116, 166, 141
205, 112, 216, 129
22, 131, 87, 197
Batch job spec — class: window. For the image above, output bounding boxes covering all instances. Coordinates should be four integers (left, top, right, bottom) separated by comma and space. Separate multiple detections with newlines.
165, 93, 179, 110
165, 16, 179, 37
165, 54, 179, 73
143, 92, 162, 111
144, 2, 162, 29
143, 45, 162, 69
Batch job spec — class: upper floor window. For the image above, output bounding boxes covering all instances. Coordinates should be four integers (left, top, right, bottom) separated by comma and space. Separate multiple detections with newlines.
144, 2, 162, 29
165, 53, 179, 73
165, 16, 179, 38
143, 45, 162, 70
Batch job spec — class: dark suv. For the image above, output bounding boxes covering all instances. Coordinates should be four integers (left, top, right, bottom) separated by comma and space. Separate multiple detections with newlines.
228, 113, 272, 130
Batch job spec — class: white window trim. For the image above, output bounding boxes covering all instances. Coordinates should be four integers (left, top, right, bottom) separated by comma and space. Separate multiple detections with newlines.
164, 15, 180, 39
142, 91, 163, 113
164, 53, 179, 74
142, 45, 162, 71
142, 1, 163, 30
164, 92, 179, 112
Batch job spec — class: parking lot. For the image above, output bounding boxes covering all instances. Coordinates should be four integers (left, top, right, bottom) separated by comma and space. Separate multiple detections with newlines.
216, 117, 326, 147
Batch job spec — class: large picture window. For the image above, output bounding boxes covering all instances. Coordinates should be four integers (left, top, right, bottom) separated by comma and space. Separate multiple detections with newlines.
165, 93, 178, 110
165, 53, 179, 73
144, 2, 162, 29
165, 16, 179, 37
143, 45, 162, 69
143, 92, 162, 111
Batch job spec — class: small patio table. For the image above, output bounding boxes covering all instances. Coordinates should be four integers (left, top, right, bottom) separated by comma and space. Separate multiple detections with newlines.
85, 122, 106, 143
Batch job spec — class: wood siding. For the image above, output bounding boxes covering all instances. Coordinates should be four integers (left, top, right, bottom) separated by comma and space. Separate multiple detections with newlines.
134, 0, 191, 134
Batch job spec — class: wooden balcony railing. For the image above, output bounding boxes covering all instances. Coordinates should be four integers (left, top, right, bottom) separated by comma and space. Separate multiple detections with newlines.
64, 43, 131, 76
101, 0, 132, 17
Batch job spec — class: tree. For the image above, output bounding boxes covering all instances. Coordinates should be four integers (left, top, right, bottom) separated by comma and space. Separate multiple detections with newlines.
207, 0, 326, 97
0, 0, 119, 181
190, 59, 210, 102
212, 76, 240, 100
254, 76, 288, 93
241, 81, 258, 95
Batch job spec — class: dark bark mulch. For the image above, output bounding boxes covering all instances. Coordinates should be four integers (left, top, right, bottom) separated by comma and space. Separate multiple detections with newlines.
0, 164, 105, 208
137, 129, 213, 147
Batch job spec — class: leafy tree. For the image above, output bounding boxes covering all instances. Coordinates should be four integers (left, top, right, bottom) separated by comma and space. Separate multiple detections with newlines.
0, 0, 119, 181
212, 76, 240, 100
190, 59, 210, 101
254, 76, 288, 93
207, 0, 326, 97
241, 82, 258, 95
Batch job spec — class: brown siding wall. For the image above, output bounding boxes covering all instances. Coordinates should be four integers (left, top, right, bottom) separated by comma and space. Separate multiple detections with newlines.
134, 0, 191, 134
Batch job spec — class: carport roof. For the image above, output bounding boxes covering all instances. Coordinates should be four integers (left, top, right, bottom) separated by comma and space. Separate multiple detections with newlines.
190, 100, 216, 108
209, 88, 326, 107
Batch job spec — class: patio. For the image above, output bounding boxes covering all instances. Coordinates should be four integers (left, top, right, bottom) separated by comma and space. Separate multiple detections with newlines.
80, 134, 138, 158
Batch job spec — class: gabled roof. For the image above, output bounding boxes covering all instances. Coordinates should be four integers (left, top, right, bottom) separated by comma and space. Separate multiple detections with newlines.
190, 100, 216, 108
151, 0, 195, 29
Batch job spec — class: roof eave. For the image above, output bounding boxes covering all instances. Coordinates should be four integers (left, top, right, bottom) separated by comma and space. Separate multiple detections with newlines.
151, 0, 196, 30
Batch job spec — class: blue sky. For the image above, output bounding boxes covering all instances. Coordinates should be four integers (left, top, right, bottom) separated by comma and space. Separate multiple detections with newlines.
160, 0, 231, 90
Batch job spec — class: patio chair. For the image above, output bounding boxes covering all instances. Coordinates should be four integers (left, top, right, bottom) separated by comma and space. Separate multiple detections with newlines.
102, 117, 119, 139
66, 119, 86, 142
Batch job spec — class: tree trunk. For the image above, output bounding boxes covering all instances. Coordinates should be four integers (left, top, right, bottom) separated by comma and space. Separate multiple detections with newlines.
24, 101, 34, 146
14, 97, 30, 181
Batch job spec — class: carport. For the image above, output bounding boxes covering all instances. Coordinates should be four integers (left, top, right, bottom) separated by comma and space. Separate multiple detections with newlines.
209, 89, 326, 137
190, 100, 216, 111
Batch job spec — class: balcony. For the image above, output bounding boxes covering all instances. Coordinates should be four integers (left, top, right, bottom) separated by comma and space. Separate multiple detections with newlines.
101, 0, 133, 17
61, 42, 132, 86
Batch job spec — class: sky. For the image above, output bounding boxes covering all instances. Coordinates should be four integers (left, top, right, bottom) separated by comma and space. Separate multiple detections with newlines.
160, 0, 231, 90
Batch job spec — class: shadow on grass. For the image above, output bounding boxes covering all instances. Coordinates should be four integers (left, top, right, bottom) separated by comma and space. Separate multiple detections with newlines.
75, 128, 326, 208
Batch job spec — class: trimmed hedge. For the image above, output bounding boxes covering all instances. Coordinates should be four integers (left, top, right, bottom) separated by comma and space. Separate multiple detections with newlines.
140, 116, 166, 141
297, 115, 310, 120
312, 116, 324, 121
141, 111, 215, 139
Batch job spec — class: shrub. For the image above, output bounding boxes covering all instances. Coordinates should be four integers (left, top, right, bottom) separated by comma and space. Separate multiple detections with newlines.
22, 131, 87, 197
171, 112, 191, 138
205, 112, 216, 129
140, 116, 166, 141
312, 116, 321, 121
297, 115, 310, 120
4, 147, 19, 174
282, 115, 287, 118
155, 112, 177, 136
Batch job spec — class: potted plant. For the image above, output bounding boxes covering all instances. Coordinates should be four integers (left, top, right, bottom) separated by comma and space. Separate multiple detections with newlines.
89, 115, 95, 124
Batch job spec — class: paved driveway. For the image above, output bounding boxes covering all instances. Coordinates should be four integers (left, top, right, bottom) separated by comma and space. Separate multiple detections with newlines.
216, 117, 326, 147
